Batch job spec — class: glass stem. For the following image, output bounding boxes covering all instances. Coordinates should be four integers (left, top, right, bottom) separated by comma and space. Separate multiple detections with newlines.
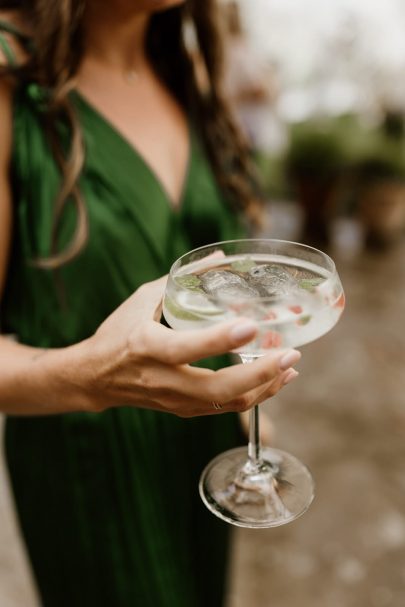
248, 405, 262, 467
240, 355, 263, 471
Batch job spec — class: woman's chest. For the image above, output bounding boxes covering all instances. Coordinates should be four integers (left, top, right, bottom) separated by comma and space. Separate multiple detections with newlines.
76, 67, 190, 208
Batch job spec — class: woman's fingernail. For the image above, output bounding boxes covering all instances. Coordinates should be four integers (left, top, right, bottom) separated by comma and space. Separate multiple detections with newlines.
230, 321, 258, 342
279, 350, 301, 370
283, 369, 299, 385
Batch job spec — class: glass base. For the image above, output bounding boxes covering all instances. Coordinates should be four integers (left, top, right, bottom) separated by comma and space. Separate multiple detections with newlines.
199, 446, 314, 528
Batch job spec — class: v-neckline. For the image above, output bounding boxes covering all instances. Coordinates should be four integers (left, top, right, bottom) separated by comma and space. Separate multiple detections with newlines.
72, 90, 193, 212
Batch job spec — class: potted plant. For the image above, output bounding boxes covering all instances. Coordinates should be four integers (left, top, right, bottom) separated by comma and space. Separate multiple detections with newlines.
353, 142, 405, 249
284, 127, 347, 247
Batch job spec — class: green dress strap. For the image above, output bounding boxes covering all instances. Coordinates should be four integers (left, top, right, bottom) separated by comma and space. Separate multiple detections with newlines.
0, 31, 16, 66
0, 20, 33, 64
0, 20, 26, 38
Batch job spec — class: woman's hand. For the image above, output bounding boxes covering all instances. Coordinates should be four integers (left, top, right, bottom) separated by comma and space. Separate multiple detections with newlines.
80, 276, 301, 417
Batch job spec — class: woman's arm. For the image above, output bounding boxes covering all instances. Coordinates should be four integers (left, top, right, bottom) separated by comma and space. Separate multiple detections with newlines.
0, 279, 300, 416
0, 79, 12, 298
0, 79, 90, 414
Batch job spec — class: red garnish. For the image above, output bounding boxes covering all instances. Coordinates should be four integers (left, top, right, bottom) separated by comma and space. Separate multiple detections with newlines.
261, 331, 282, 348
229, 303, 247, 313
288, 305, 303, 315
334, 293, 345, 309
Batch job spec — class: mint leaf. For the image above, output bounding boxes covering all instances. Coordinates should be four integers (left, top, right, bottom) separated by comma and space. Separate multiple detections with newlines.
298, 315, 312, 326
299, 278, 324, 290
231, 258, 256, 272
175, 274, 202, 292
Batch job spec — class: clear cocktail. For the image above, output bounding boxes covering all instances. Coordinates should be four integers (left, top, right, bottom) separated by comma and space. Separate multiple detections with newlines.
164, 239, 344, 528
164, 252, 344, 355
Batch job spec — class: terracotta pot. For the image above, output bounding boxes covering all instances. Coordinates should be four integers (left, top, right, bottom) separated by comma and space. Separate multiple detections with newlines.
358, 181, 405, 248
294, 176, 340, 248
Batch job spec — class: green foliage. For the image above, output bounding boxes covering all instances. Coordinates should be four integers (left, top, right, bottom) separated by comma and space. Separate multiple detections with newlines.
252, 114, 405, 199
284, 127, 347, 179
253, 151, 287, 197
353, 140, 405, 185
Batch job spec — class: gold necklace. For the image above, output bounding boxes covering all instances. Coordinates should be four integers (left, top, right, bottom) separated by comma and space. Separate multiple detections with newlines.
125, 69, 139, 84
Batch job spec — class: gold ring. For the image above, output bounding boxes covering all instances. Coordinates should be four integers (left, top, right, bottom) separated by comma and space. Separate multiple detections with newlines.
212, 401, 222, 410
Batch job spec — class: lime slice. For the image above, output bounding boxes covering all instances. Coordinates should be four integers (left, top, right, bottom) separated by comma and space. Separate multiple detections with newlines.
164, 295, 202, 321
164, 293, 223, 321
177, 291, 223, 316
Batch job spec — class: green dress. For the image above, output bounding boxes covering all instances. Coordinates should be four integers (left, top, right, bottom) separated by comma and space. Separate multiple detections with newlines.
1, 69, 245, 606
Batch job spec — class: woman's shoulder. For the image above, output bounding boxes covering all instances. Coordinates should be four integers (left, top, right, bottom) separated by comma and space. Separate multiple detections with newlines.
0, 77, 13, 154
0, 12, 43, 123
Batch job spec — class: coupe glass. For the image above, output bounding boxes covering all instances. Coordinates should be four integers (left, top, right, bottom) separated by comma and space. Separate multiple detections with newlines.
163, 239, 344, 528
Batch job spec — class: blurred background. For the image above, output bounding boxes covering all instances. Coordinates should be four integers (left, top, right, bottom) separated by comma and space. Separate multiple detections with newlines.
1, 0, 405, 605
224, 1, 405, 606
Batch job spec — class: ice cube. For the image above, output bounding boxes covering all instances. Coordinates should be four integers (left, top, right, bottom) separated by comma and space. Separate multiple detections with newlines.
247, 264, 295, 297
201, 270, 259, 300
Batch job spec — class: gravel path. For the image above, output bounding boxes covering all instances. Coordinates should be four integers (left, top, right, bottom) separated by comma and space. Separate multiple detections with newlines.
0, 417, 39, 605
227, 234, 405, 607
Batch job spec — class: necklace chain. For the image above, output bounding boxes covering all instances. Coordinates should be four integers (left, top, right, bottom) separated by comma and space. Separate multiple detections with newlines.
125, 69, 139, 84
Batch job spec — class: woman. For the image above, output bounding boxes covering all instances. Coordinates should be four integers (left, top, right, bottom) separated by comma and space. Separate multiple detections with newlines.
0, 1, 301, 605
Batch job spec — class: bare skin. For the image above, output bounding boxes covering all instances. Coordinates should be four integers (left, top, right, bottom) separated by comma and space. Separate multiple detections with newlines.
0, 1, 301, 417
77, 0, 190, 208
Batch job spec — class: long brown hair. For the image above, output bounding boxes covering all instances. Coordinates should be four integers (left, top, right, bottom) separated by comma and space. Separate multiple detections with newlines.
0, 0, 262, 268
